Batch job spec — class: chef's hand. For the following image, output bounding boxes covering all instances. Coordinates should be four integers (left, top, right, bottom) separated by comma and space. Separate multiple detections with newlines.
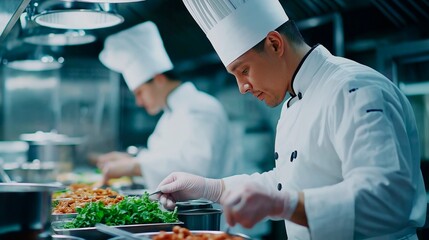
221, 180, 298, 228
96, 151, 133, 169
100, 158, 141, 185
156, 172, 223, 210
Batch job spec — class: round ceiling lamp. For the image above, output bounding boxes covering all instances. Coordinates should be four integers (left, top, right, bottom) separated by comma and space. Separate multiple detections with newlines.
29, 1, 124, 30
20, 12, 97, 46
23, 29, 97, 46
74, 0, 145, 2
2, 46, 65, 72
5, 57, 64, 71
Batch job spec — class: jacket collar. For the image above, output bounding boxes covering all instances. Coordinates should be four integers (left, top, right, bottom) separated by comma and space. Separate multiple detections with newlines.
287, 44, 332, 107
165, 82, 196, 112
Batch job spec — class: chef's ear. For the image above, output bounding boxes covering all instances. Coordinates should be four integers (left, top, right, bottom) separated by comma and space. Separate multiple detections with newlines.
153, 74, 168, 85
266, 31, 284, 55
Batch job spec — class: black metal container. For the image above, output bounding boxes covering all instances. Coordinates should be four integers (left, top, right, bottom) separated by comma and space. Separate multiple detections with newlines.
176, 199, 214, 211
0, 183, 63, 240
176, 200, 222, 231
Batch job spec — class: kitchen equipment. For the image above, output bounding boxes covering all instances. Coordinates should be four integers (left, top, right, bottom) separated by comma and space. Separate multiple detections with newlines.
0, 163, 12, 183
0, 141, 29, 168
176, 199, 214, 211
52, 221, 183, 240
28, 0, 123, 30
95, 223, 149, 240
0, 182, 63, 240
148, 190, 161, 196
51, 235, 85, 240
0, 0, 31, 42
20, 131, 84, 174
176, 200, 221, 230
108, 230, 252, 240
177, 208, 222, 231
5, 159, 57, 183
51, 213, 78, 222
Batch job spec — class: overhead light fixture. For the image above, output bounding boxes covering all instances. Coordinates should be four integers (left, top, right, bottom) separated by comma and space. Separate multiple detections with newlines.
2, 45, 65, 71
20, 12, 97, 46
23, 29, 97, 46
5, 57, 64, 71
74, 0, 145, 2
27, 0, 124, 30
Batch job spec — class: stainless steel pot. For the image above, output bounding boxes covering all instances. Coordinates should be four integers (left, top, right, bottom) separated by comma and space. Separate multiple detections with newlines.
20, 131, 84, 174
0, 182, 63, 240
5, 160, 57, 183
0, 141, 29, 168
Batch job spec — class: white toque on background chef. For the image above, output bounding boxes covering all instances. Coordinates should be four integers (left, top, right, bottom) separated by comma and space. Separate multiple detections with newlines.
99, 21, 173, 90
155, 0, 427, 240
97, 21, 234, 190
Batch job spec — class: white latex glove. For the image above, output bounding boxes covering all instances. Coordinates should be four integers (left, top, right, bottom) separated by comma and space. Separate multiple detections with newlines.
156, 172, 223, 210
221, 180, 298, 228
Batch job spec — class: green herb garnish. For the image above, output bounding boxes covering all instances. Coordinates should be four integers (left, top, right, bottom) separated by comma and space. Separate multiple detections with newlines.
63, 192, 177, 228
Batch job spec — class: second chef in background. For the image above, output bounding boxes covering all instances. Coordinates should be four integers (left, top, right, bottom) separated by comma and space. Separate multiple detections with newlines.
96, 21, 234, 189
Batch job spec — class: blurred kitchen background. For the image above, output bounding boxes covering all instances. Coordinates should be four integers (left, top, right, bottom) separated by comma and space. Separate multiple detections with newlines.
1, 0, 429, 238
1, 0, 429, 223
1, 0, 429, 191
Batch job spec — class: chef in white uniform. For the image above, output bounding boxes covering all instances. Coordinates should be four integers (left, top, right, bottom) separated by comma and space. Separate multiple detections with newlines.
96, 21, 233, 189
154, 0, 427, 239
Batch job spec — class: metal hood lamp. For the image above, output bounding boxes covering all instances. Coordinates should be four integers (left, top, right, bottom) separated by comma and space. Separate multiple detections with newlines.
20, 12, 96, 46
23, 29, 97, 46
2, 45, 64, 71
26, 0, 124, 30
73, 0, 145, 2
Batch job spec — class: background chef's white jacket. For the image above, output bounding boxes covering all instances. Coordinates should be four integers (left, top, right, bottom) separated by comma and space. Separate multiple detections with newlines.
223, 45, 426, 239
137, 82, 232, 189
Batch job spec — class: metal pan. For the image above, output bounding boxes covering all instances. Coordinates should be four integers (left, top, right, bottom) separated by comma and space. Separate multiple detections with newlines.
107, 230, 252, 240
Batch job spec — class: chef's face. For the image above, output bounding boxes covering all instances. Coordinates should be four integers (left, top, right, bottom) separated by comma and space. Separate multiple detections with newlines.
226, 33, 288, 107
133, 78, 165, 115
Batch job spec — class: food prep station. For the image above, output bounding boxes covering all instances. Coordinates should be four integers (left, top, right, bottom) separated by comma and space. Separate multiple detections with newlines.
0, 179, 232, 240
1, 0, 429, 239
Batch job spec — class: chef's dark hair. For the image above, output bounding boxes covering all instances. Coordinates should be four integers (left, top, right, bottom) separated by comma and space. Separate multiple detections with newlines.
162, 69, 180, 80
145, 70, 180, 84
252, 20, 305, 52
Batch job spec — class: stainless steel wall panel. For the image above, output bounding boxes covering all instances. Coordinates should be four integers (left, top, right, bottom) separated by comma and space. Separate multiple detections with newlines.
1, 57, 120, 168
3, 68, 60, 137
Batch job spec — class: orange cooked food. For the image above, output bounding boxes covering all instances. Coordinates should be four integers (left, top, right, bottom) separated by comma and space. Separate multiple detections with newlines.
52, 183, 124, 214
153, 226, 244, 240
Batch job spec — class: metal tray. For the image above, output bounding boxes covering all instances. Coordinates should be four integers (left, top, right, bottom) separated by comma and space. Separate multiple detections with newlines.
52, 213, 78, 222
107, 230, 252, 240
51, 221, 184, 240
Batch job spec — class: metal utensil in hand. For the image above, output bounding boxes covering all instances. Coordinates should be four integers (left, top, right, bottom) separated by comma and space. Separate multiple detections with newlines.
225, 225, 232, 235
0, 165, 12, 183
149, 190, 162, 196
224, 225, 252, 239
95, 223, 149, 240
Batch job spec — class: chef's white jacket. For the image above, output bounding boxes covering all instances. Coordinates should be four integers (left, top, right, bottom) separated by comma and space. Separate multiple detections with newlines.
137, 82, 232, 189
223, 45, 426, 239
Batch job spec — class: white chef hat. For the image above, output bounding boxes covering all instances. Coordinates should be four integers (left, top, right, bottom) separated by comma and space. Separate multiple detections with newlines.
99, 21, 173, 91
183, 0, 289, 67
